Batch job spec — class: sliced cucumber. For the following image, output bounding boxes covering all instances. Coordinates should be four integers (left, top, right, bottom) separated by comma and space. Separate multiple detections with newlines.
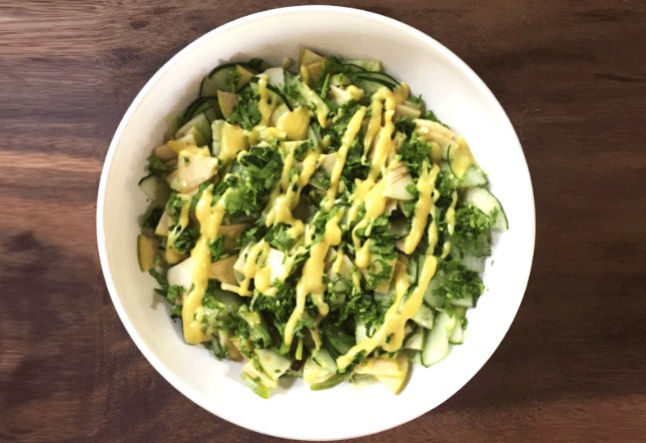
255, 349, 292, 381
424, 272, 445, 308
137, 235, 158, 272
422, 311, 457, 367
138, 174, 171, 206
404, 326, 425, 351
459, 254, 486, 273
201, 63, 256, 96
450, 294, 474, 308
340, 63, 367, 73
449, 321, 465, 345
175, 112, 211, 144
344, 59, 381, 72
310, 373, 349, 391
458, 165, 488, 188
463, 187, 509, 230
410, 350, 422, 366
411, 303, 435, 329
351, 75, 396, 102
303, 349, 337, 385
183, 96, 220, 122
355, 71, 399, 87
241, 373, 271, 399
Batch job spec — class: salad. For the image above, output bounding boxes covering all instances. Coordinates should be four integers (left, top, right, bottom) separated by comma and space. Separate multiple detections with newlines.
137, 49, 507, 397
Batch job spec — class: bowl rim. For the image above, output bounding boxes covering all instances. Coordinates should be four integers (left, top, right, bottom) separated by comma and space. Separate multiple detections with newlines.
97, 4, 536, 440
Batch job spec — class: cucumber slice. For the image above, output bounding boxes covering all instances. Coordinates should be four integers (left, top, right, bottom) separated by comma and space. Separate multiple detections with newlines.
352, 75, 395, 101
310, 373, 348, 391
411, 303, 435, 329
459, 254, 486, 273
340, 63, 367, 73
255, 349, 292, 381
303, 349, 337, 385
422, 311, 457, 367
175, 112, 211, 143
241, 373, 271, 399
404, 326, 425, 351
355, 71, 399, 87
463, 187, 509, 230
344, 59, 381, 72
458, 165, 488, 188
137, 235, 158, 272
201, 63, 256, 96
138, 174, 171, 206
424, 272, 445, 308
449, 321, 465, 345
183, 96, 221, 122
410, 350, 423, 366
450, 294, 474, 308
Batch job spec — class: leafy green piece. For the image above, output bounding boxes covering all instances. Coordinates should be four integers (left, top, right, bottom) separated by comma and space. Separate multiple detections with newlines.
222, 147, 282, 219
209, 235, 225, 261
452, 204, 494, 257
435, 260, 484, 307
228, 87, 261, 130
399, 135, 433, 178
266, 223, 296, 251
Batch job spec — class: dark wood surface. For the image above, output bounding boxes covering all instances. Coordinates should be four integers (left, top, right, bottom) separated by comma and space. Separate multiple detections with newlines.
1, 1, 645, 441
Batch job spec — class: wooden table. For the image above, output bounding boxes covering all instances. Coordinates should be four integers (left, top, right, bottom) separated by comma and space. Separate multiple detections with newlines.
1, 1, 644, 441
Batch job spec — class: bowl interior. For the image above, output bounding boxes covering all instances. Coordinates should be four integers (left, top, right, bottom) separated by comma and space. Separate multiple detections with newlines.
98, 6, 534, 440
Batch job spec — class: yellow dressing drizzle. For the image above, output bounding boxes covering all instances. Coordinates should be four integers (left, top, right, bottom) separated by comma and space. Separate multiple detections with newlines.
323, 106, 366, 208
441, 191, 458, 258
401, 163, 441, 254
284, 210, 344, 346
182, 186, 227, 344
337, 253, 439, 370
363, 96, 383, 156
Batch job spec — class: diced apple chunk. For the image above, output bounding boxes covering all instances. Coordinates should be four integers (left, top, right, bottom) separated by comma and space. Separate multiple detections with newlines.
207, 255, 238, 285
383, 164, 415, 200
167, 256, 195, 291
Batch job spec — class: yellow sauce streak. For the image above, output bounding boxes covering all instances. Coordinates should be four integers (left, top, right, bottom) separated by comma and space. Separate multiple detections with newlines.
363, 96, 383, 156
219, 123, 248, 163
401, 163, 441, 254
182, 186, 227, 344
284, 211, 344, 346
441, 191, 458, 258
277, 107, 310, 141
337, 254, 438, 370
238, 241, 271, 296
450, 136, 476, 178
323, 106, 367, 207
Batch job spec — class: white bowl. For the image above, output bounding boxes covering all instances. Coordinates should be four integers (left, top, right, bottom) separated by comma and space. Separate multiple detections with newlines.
97, 5, 535, 440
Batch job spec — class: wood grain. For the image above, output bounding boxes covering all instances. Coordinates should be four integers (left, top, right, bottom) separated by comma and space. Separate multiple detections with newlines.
1, 1, 645, 441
